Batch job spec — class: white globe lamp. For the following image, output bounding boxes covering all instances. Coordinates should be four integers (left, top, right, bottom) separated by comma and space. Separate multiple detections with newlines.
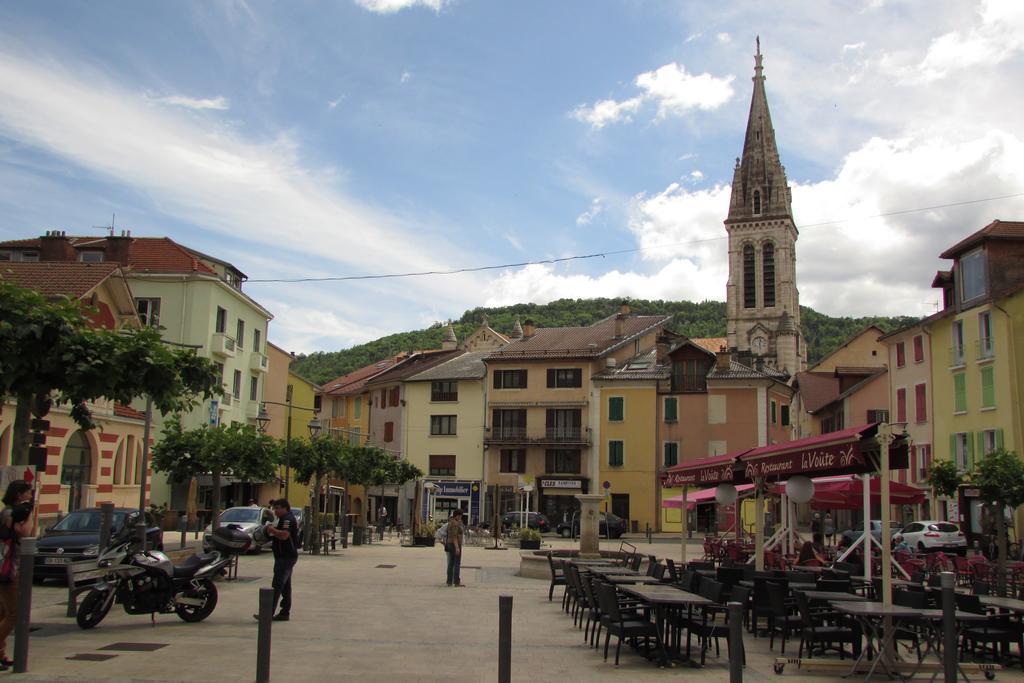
785, 476, 814, 504
715, 483, 738, 505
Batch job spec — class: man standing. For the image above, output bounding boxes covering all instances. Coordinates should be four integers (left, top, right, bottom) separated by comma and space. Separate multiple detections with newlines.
445, 508, 465, 587
257, 499, 298, 622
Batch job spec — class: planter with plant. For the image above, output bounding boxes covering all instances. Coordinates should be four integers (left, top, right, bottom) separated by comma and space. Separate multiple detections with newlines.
415, 520, 438, 547
518, 526, 542, 550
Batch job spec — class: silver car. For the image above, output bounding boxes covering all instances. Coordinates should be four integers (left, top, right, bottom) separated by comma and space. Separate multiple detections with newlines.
203, 507, 274, 552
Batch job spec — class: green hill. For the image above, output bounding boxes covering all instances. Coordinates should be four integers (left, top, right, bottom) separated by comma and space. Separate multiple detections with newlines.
291, 299, 918, 385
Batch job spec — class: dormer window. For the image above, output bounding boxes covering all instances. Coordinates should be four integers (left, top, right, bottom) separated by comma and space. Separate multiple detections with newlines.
78, 251, 104, 263
959, 248, 987, 303
753, 190, 762, 215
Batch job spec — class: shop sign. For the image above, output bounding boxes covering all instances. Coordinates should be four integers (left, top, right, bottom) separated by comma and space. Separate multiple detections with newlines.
432, 481, 472, 497
539, 479, 582, 489
662, 462, 734, 488
743, 441, 861, 479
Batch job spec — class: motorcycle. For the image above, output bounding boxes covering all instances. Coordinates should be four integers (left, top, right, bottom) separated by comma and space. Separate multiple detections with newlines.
76, 525, 251, 629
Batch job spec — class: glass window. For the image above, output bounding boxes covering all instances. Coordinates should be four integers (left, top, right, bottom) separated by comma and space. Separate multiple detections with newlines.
663, 442, 679, 467
249, 376, 258, 401
978, 312, 993, 359
135, 298, 161, 327
951, 321, 965, 365
743, 244, 756, 308
547, 368, 582, 388
959, 249, 986, 302
545, 449, 580, 473
215, 307, 227, 334
608, 440, 624, 467
780, 404, 790, 427
493, 369, 528, 389
78, 250, 104, 262
429, 455, 456, 476
664, 397, 678, 422
608, 397, 624, 422
431, 381, 458, 401
500, 449, 526, 473
430, 415, 457, 436
953, 432, 972, 471
253, 328, 262, 353
232, 370, 242, 398
762, 242, 775, 308
770, 400, 777, 424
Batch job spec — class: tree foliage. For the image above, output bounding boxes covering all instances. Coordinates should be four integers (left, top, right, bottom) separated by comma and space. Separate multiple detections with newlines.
151, 420, 281, 527
0, 282, 221, 461
291, 297, 918, 384
927, 459, 964, 499
968, 449, 1024, 595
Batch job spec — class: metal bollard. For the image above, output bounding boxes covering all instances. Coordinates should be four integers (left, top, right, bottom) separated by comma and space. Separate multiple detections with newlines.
65, 563, 78, 618
255, 587, 274, 683
941, 571, 956, 683
728, 601, 743, 683
98, 502, 114, 551
14, 537, 37, 673
498, 595, 512, 683
179, 516, 187, 550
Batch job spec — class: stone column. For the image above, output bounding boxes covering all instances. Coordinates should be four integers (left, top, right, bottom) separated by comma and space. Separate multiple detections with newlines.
575, 494, 606, 559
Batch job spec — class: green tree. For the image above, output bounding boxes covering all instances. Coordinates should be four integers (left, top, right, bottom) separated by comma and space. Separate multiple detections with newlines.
291, 435, 348, 552
926, 458, 964, 519
151, 421, 281, 529
0, 282, 221, 463
969, 449, 1024, 595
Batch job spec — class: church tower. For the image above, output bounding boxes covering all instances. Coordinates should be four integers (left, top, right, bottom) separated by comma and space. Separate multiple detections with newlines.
724, 38, 806, 374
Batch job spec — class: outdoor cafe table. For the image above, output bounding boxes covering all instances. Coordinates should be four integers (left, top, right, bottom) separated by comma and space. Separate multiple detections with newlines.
618, 585, 714, 666
798, 590, 866, 603
588, 567, 641, 577
739, 579, 816, 593
979, 595, 1024, 613
604, 575, 664, 585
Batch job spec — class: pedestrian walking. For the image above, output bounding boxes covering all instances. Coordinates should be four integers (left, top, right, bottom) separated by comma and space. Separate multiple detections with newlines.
0, 480, 34, 670
823, 512, 835, 546
445, 508, 465, 587
254, 498, 299, 622
810, 512, 823, 546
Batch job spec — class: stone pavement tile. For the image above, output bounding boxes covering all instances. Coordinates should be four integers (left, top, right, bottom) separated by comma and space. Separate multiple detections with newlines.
17, 541, 1024, 683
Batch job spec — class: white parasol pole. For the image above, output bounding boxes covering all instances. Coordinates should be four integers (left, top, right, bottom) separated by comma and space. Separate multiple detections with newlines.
862, 473, 872, 583
680, 485, 688, 565
754, 479, 764, 571
879, 424, 895, 608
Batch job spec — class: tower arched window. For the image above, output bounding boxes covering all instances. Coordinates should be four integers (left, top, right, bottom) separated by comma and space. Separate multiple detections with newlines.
762, 242, 776, 308
753, 190, 762, 215
743, 244, 756, 308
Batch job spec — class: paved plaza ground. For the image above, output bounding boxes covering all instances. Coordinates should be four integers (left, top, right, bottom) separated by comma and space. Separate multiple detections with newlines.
13, 535, 1024, 682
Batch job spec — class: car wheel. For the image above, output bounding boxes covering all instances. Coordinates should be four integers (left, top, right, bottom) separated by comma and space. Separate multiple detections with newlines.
918, 541, 926, 552
32, 575, 46, 586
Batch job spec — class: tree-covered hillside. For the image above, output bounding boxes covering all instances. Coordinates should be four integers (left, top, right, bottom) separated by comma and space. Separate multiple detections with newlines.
291, 298, 917, 385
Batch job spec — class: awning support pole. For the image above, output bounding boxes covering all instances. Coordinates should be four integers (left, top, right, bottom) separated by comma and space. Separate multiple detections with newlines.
863, 473, 872, 583
879, 424, 895, 608
680, 485, 688, 565
754, 479, 764, 571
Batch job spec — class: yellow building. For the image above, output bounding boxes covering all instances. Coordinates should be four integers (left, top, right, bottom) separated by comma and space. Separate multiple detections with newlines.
263, 343, 313, 510
926, 220, 1024, 543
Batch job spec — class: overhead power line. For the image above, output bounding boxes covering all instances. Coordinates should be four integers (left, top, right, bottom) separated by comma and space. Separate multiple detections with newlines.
234, 190, 1024, 284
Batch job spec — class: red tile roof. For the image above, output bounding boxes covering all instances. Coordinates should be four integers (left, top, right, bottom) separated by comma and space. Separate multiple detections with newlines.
366, 349, 465, 385
113, 403, 146, 420
793, 371, 840, 413
691, 337, 728, 353
940, 220, 1024, 259
322, 357, 401, 396
487, 315, 670, 360
0, 235, 217, 274
0, 262, 121, 299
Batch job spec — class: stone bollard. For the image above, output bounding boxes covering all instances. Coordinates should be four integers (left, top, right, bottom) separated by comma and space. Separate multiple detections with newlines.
255, 587, 274, 683
728, 601, 743, 683
941, 571, 955, 683
498, 595, 512, 683
14, 537, 37, 673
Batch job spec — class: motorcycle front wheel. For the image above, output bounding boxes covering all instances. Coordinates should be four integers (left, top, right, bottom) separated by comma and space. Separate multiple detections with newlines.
175, 579, 218, 622
76, 589, 114, 629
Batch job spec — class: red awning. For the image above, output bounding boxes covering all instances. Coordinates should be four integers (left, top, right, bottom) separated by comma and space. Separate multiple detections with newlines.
661, 450, 753, 488
738, 423, 908, 481
771, 475, 926, 509
662, 483, 757, 509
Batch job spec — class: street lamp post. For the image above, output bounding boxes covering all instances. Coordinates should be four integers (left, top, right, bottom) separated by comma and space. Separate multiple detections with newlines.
256, 396, 320, 503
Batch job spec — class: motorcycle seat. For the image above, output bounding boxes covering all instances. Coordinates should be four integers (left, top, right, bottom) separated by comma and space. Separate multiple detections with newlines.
173, 552, 217, 579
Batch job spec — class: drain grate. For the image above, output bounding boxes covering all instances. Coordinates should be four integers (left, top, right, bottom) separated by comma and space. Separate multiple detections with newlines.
99, 642, 168, 652
67, 653, 118, 662
375, 564, 396, 569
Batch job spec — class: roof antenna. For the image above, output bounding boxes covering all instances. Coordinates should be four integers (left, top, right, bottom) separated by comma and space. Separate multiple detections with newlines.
90, 213, 116, 237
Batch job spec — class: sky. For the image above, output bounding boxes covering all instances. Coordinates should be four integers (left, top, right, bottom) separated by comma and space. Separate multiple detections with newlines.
0, 0, 1022, 354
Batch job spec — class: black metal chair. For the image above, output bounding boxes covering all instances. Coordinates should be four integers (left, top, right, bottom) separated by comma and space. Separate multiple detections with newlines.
629, 553, 643, 572
794, 590, 860, 659
565, 565, 585, 623
664, 558, 679, 582
957, 593, 1024, 669
646, 555, 660, 577
594, 582, 668, 667
652, 563, 667, 581
686, 579, 728, 665
816, 578, 852, 594
751, 575, 787, 636
765, 580, 802, 654
547, 553, 567, 605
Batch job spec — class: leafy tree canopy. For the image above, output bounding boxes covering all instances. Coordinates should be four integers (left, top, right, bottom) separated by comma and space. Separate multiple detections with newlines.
292, 297, 918, 384
152, 420, 282, 485
927, 459, 963, 499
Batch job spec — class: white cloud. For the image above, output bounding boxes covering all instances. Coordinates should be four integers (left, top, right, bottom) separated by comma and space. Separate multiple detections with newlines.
571, 97, 642, 129
400, 70, 412, 83
572, 63, 734, 129
151, 94, 230, 110
327, 95, 344, 110
689, 170, 704, 180
575, 197, 604, 225
917, 0, 1024, 82
503, 231, 524, 251
354, 0, 447, 13
716, 32, 732, 43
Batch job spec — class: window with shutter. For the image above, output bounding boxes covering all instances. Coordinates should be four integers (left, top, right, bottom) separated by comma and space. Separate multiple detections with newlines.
664, 397, 678, 422
780, 404, 790, 426
980, 366, 995, 408
770, 400, 777, 424
896, 388, 907, 423
390, 387, 400, 407
914, 384, 926, 423
494, 369, 528, 389
896, 342, 906, 368
608, 397, 624, 422
429, 455, 456, 476
953, 373, 967, 413
608, 440, 624, 467
500, 449, 526, 473
913, 335, 924, 362
663, 442, 679, 467
384, 421, 394, 442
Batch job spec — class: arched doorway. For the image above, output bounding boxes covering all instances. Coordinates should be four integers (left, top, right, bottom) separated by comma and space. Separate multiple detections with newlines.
61, 431, 92, 511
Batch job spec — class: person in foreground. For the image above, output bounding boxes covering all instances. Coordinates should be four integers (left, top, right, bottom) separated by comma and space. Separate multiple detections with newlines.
253, 498, 299, 622
0, 480, 35, 670
445, 508, 465, 587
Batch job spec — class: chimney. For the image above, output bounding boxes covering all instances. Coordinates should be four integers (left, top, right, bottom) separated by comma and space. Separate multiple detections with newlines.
522, 319, 536, 338
39, 230, 74, 261
614, 315, 624, 339
619, 300, 631, 316
105, 233, 133, 266
655, 334, 671, 361
715, 349, 732, 372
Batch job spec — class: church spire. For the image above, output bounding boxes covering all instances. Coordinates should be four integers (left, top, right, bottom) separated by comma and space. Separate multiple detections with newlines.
726, 37, 792, 224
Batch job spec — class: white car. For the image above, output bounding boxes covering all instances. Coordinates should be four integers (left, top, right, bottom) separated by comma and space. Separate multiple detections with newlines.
202, 506, 274, 552
894, 520, 966, 553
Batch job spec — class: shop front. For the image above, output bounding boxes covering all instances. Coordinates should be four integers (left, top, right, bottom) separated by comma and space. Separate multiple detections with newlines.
538, 477, 589, 527
421, 480, 481, 525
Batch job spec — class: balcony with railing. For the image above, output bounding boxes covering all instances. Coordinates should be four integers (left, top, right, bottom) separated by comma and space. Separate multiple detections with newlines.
250, 351, 269, 373
219, 391, 233, 408
976, 336, 994, 361
949, 345, 965, 367
211, 333, 237, 358
484, 426, 590, 446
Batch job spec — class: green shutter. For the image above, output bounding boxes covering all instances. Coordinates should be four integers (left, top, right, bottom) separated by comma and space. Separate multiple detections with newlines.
977, 431, 986, 457
664, 397, 678, 422
771, 401, 777, 424
609, 397, 623, 421
953, 373, 967, 413
609, 441, 624, 466
966, 432, 975, 469
950, 434, 957, 468
996, 428, 1005, 450
980, 367, 995, 408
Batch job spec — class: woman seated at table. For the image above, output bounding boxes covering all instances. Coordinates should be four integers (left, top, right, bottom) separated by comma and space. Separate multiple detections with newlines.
798, 539, 827, 566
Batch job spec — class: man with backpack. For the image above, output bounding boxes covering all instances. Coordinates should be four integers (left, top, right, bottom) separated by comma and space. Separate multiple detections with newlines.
254, 498, 299, 622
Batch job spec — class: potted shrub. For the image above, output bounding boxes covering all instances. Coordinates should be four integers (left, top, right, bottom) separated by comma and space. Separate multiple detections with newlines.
519, 526, 542, 550
414, 520, 438, 547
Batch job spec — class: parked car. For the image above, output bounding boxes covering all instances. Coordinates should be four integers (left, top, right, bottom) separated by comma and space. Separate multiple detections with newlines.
202, 506, 274, 552
894, 520, 967, 553
556, 511, 627, 540
501, 511, 551, 533
840, 520, 902, 547
35, 508, 162, 583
